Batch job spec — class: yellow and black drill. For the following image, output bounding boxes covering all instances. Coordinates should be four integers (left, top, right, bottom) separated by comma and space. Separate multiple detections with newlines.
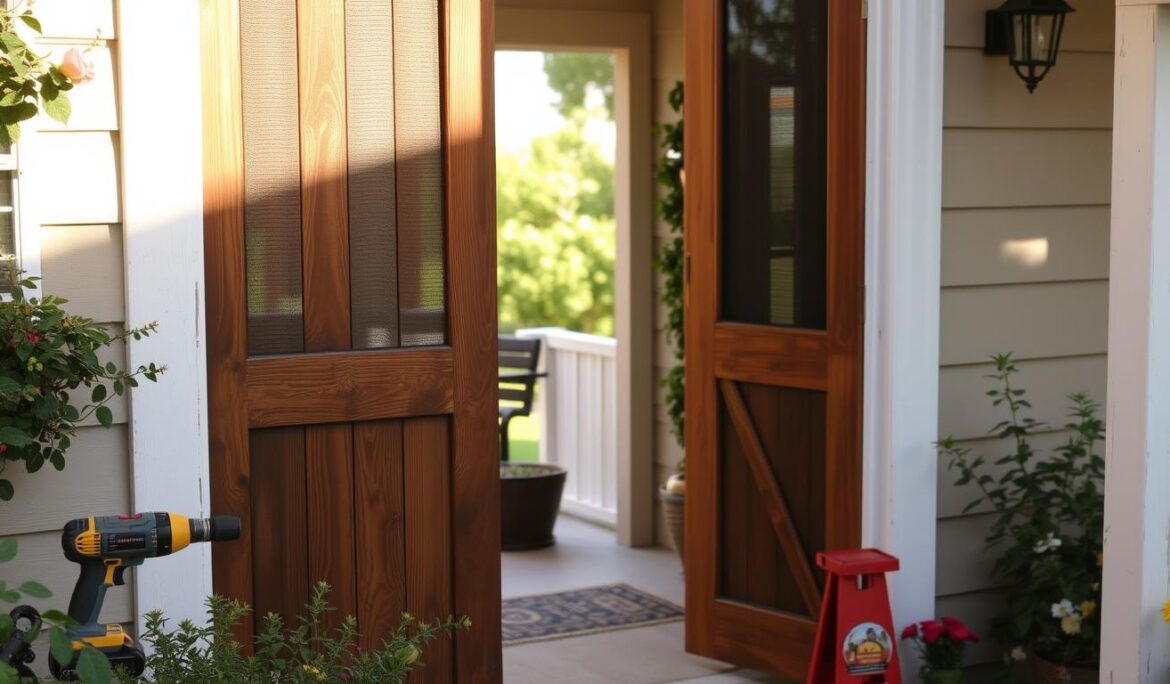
50, 512, 241, 679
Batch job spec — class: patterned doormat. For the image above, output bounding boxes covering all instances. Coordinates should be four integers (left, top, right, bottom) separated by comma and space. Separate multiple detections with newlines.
502, 583, 684, 646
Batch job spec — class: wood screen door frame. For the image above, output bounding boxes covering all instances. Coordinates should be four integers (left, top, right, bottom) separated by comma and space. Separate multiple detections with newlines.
200, 0, 501, 680
682, 0, 865, 678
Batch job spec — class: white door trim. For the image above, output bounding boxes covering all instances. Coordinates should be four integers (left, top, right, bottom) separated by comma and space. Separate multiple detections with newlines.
496, 8, 655, 547
862, 3, 946, 667
117, 0, 211, 628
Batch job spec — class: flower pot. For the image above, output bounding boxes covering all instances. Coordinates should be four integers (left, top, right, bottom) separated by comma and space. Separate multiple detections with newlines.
1030, 653, 1098, 684
921, 669, 962, 684
658, 487, 684, 566
500, 463, 566, 551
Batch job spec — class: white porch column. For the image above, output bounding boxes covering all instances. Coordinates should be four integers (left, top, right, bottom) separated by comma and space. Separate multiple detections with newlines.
863, 3, 945, 680
1102, 4, 1170, 681
118, 0, 212, 628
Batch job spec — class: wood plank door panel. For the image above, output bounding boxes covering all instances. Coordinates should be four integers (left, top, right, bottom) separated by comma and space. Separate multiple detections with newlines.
684, 0, 865, 679
201, 0, 499, 681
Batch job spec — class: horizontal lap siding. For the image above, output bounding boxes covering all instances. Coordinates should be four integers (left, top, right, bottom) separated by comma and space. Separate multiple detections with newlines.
0, 2, 132, 645
936, 0, 1113, 664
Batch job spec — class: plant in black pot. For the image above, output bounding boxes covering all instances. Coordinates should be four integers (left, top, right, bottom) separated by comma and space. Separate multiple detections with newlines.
500, 462, 567, 551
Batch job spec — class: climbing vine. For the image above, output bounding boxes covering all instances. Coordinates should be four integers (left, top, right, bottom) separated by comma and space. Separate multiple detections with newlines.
653, 82, 684, 456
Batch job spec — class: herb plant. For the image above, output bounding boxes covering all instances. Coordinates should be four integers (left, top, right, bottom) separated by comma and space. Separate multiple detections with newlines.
940, 354, 1104, 666
0, 275, 162, 501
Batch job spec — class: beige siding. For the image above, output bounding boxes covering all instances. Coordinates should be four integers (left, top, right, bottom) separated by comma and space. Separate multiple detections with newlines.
936, 0, 1113, 662
651, 0, 683, 548
0, 1, 132, 632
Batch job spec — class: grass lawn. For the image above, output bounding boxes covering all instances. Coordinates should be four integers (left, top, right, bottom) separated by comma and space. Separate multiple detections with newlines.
506, 414, 540, 462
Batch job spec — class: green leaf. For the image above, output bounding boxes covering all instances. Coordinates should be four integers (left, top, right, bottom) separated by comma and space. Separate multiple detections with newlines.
18, 14, 42, 34
40, 609, 74, 626
76, 647, 112, 684
0, 538, 15, 563
0, 102, 36, 124
18, 580, 51, 599
0, 480, 11, 502
95, 406, 113, 428
0, 426, 31, 447
0, 613, 12, 642
42, 89, 70, 125
0, 589, 19, 603
0, 33, 26, 53
49, 626, 74, 669
90, 384, 106, 403
0, 376, 19, 394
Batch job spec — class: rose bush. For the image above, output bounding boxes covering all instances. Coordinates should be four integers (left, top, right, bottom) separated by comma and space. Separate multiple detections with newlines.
902, 616, 980, 676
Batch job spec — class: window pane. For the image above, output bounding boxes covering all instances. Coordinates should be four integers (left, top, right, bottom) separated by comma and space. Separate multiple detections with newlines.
0, 171, 16, 276
722, 0, 827, 329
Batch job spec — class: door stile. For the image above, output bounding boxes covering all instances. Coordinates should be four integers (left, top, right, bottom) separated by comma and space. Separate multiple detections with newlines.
824, 0, 865, 552
683, 0, 721, 660
202, 0, 255, 639
445, 0, 503, 680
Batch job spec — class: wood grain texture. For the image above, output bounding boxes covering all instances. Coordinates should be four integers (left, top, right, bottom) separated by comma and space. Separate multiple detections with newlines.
714, 323, 828, 390
202, 0, 254, 637
298, 0, 351, 352
354, 420, 407, 651
719, 380, 821, 616
682, 0, 720, 660
246, 349, 455, 428
346, 0, 400, 350
250, 428, 308, 628
396, 0, 447, 346
240, 0, 303, 356
445, 0, 504, 679
684, 0, 865, 675
404, 417, 453, 684
306, 424, 356, 634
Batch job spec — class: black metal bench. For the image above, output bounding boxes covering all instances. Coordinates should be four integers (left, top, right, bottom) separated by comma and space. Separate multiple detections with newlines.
499, 335, 546, 462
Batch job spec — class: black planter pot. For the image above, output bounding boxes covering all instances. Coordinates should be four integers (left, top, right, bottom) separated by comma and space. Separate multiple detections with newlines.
500, 462, 567, 551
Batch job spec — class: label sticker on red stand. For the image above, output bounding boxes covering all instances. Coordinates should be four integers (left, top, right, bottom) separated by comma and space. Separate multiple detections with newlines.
842, 623, 892, 676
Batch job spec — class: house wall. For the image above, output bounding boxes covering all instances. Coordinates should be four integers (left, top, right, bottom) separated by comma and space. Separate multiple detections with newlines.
0, 1, 135, 626
936, 0, 1114, 661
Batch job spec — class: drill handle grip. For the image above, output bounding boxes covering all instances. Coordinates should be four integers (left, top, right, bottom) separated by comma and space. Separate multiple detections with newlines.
67, 560, 111, 627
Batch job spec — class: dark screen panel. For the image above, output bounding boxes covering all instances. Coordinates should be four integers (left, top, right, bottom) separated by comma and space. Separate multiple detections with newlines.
722, 0, 827, 329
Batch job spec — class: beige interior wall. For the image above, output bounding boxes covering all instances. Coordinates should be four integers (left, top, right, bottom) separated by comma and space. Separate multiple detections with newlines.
936, 0, 1113, 662
650, 0, 684, 549
0, 0, 135, 626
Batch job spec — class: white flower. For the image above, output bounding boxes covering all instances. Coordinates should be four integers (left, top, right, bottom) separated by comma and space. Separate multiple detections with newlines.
1034, 532, 1063, 554
1051, 599, 1075, 618
1010, 646, 1027, 662
1060, 614, 1082, 635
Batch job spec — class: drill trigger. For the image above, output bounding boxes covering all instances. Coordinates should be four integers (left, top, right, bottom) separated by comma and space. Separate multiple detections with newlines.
112, 564, 127, 587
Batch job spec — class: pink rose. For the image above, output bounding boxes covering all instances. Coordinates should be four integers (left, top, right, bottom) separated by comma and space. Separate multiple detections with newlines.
25, 333, 40, 343
59, 48, 94, 83
921, 623, 945, 644
900, 623, 918, 640
0, 444, 7, 455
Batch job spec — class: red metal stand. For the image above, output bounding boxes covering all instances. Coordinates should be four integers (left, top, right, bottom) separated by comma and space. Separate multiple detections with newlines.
806, 549, 903, 684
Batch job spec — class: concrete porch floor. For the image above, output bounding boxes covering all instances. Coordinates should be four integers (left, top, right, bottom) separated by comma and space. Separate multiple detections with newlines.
501, 515, 781, 683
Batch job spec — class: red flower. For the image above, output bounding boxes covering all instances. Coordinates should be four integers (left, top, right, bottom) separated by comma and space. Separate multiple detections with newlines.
947, 624, 972, 642
921, 622, 945, 644
940, 616, 963, 628
0, 444, 7, 455
900, 623, 918, 640
25, 332, 39, 343
970, 630, 981, 644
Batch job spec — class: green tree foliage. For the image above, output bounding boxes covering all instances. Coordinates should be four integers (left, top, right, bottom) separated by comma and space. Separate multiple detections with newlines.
497, 113, 615, 336
654, 82, 684, 451
542, 52, 614, 119
497, 55, 616, 336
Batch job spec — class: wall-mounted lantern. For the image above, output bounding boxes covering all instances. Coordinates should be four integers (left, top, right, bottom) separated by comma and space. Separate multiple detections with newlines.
985, 0, 1075, 93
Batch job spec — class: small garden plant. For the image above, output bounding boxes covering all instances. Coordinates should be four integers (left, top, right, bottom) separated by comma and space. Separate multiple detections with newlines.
0, 275, 162, 501
901, 616, 980, 683
941, 353, 1104, 668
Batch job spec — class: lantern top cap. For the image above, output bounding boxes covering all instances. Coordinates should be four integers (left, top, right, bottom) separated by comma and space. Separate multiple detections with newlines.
996, 0, 1075, 14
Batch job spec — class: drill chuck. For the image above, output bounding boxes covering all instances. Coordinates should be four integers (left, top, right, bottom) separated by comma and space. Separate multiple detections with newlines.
191, 516, 242, 543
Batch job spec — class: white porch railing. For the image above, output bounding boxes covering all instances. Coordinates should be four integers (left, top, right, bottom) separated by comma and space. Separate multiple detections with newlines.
516, 327, 618, 527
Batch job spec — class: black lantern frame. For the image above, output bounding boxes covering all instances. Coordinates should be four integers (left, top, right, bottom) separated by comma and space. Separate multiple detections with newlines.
985, 0, 1075, 93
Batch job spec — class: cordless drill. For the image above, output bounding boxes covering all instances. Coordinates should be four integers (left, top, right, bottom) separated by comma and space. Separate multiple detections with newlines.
50, 513, 241, 679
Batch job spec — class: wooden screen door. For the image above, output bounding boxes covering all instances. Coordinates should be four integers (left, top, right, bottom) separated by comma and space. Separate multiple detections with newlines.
201, 0, 500, 681
683, 0, 864, 679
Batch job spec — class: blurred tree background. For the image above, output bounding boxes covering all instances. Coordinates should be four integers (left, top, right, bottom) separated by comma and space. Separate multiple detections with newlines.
496, 52, 616, 336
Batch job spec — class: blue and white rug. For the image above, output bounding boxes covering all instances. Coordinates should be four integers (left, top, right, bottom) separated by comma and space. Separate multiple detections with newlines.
502, 583, 684, 646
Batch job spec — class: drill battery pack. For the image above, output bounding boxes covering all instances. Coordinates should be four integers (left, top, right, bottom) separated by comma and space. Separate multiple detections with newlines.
48, 624, 146, 681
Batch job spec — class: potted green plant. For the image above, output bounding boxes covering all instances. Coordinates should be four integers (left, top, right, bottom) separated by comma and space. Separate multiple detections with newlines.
654, 81, 685, 565
941, 354, 1103, 681
900, 617, 980, 683
500, 462, 567, 551
0, 275, 162, 501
